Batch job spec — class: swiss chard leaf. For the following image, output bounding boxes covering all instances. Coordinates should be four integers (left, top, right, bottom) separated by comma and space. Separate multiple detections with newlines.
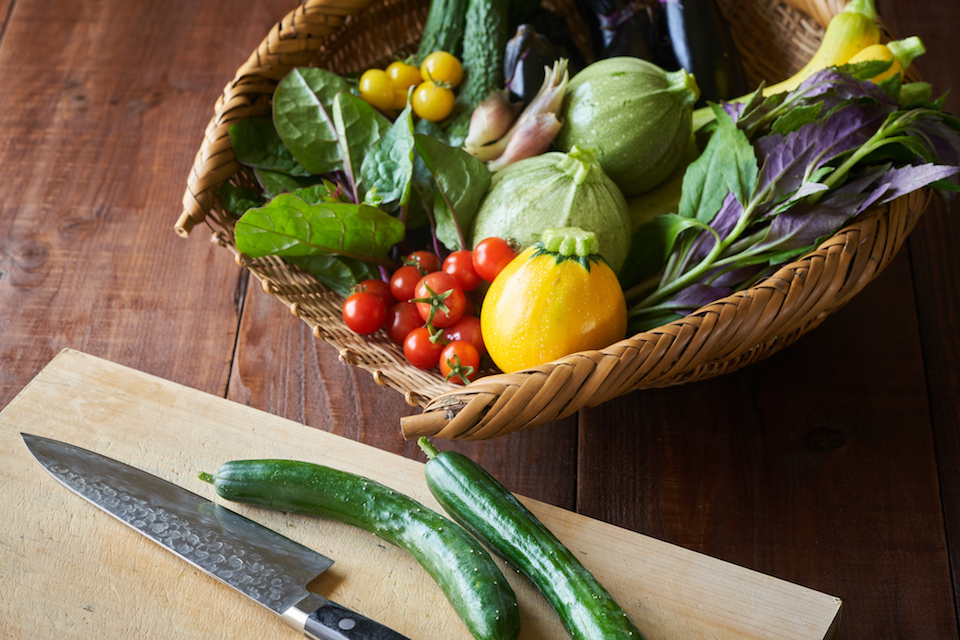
229, 118, 311, 177
234, 193, 404, 265
414, 134, 491, 251
273, 68, 351, 175
360, 103, 416, 210
332, 92, 392, 201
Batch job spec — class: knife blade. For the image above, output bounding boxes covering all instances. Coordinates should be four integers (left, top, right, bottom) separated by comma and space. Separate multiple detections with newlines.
21, 433, 411, 640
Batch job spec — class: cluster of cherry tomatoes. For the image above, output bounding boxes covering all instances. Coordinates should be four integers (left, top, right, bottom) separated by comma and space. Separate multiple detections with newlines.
358, 51, 463, 122
341, 237, 517, 384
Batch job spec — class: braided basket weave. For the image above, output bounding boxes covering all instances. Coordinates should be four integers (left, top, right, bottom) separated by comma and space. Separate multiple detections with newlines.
175, 0, 929, 440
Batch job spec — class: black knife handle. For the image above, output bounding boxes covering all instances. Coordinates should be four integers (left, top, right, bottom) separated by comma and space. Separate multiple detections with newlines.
303, 599, 412, 640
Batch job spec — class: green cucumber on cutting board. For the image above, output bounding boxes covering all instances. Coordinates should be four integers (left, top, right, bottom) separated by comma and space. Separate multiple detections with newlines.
0, 349, 843, 640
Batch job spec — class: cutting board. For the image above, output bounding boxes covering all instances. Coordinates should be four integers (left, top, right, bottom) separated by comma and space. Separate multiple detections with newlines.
0, 349, 841, 639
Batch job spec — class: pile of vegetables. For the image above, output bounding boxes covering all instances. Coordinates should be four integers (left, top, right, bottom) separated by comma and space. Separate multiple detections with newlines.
221, 0, 960, 384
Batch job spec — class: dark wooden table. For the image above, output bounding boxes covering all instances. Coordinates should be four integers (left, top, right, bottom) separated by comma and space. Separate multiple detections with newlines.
2, 0, 958, 637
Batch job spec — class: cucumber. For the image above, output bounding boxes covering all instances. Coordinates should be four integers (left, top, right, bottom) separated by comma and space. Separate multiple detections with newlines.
419, 439, 646, 640
414, 0, 469, 64
444, 0, 511, 145
200, 460, 520, 640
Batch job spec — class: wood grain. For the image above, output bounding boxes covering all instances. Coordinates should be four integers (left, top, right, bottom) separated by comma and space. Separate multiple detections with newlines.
0, 349, 842, 640
0, 0, 294, 402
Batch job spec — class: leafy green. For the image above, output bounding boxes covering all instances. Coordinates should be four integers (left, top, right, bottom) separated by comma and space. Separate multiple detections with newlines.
414, 134, 491, 251
218, 183, 266, 217
332, 92, 392, 202
286, 254, 381, 297
273, 68, 351, 175
235, 193, 404, 267
360, 103, 417, 210
228, 118, 311, 176
623, 68, 960, 330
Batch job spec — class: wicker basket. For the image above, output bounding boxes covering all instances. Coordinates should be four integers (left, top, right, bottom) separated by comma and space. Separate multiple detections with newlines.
175, 0, 930, 440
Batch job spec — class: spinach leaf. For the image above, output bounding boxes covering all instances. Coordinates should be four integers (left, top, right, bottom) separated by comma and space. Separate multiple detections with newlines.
361, 103, 416, 211
414, 133, 491, 251
273, 68, 351, 175
235, 193, 405, 266
286, 254, 381, 297
254, 167, 321, 199
229, 118, 311, 176
333, 92, 392, 202
218, 183, 266, 217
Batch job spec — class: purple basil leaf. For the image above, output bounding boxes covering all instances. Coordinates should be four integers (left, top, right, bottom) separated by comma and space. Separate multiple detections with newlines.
753, 102, 890, 208
750, 165, 898, 256
873, 163, 960, 204
684, 191, 744, 267
793, 68, 899, 110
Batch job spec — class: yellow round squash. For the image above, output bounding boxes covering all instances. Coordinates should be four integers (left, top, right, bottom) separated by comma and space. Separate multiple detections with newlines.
481, 227, 627, 373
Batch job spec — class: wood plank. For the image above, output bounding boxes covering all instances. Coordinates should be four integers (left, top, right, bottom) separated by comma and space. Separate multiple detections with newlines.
577, 250, 956, 638
0, 0, 291, 407
876, 0, 960, 628
1, 349, 842, 640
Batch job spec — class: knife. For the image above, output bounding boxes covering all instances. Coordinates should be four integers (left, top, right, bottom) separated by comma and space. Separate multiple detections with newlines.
21, 433, 411, 640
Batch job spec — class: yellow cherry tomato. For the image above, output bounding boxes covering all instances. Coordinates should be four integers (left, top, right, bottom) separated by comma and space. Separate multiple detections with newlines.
420, 51, 463, 88
386, 61, 423, 91
358, 68, 395, 112
480, 228, 628, 373
412, 81, 455, 121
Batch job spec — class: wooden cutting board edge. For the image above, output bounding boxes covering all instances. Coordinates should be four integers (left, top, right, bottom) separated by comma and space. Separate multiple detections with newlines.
0, 348, 842, 640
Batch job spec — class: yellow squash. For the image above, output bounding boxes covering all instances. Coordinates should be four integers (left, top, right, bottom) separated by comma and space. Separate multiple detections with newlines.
762, 0, 880, 96
481, 227, 627, 373
846, 36, 926, 82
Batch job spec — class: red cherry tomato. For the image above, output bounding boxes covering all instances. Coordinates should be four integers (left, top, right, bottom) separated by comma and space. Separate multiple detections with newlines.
443, 250, 481, 292
404, 326, 445, 369
390, 265, 423, 302
406, 250, 442, 274
442, 315, 486, 357
473, 237, 517, 283
342, 291, 387, 335
384, 301, 423, 346
354, 278, 395, 306
440, 340, 480, 385
414, 272, 466, 328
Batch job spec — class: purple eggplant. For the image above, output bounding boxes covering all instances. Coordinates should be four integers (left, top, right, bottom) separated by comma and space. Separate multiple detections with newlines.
503, 14, 585, 104
574, 0, 671, 64
657, 0, 748, 105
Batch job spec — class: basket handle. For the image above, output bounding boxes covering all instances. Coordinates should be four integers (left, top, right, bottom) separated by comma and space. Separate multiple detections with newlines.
174, 0, 375, 237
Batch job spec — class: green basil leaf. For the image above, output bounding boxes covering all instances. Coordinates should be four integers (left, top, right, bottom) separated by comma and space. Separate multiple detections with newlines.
414, 133, 491, 251
771, 103, 822, 136
679, 104, 758, 224
332, 92, 392, 198
360, 103, 416, 210
229, 118, 311, 176
273, 68, 351, 175
235, 193, 405, 265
